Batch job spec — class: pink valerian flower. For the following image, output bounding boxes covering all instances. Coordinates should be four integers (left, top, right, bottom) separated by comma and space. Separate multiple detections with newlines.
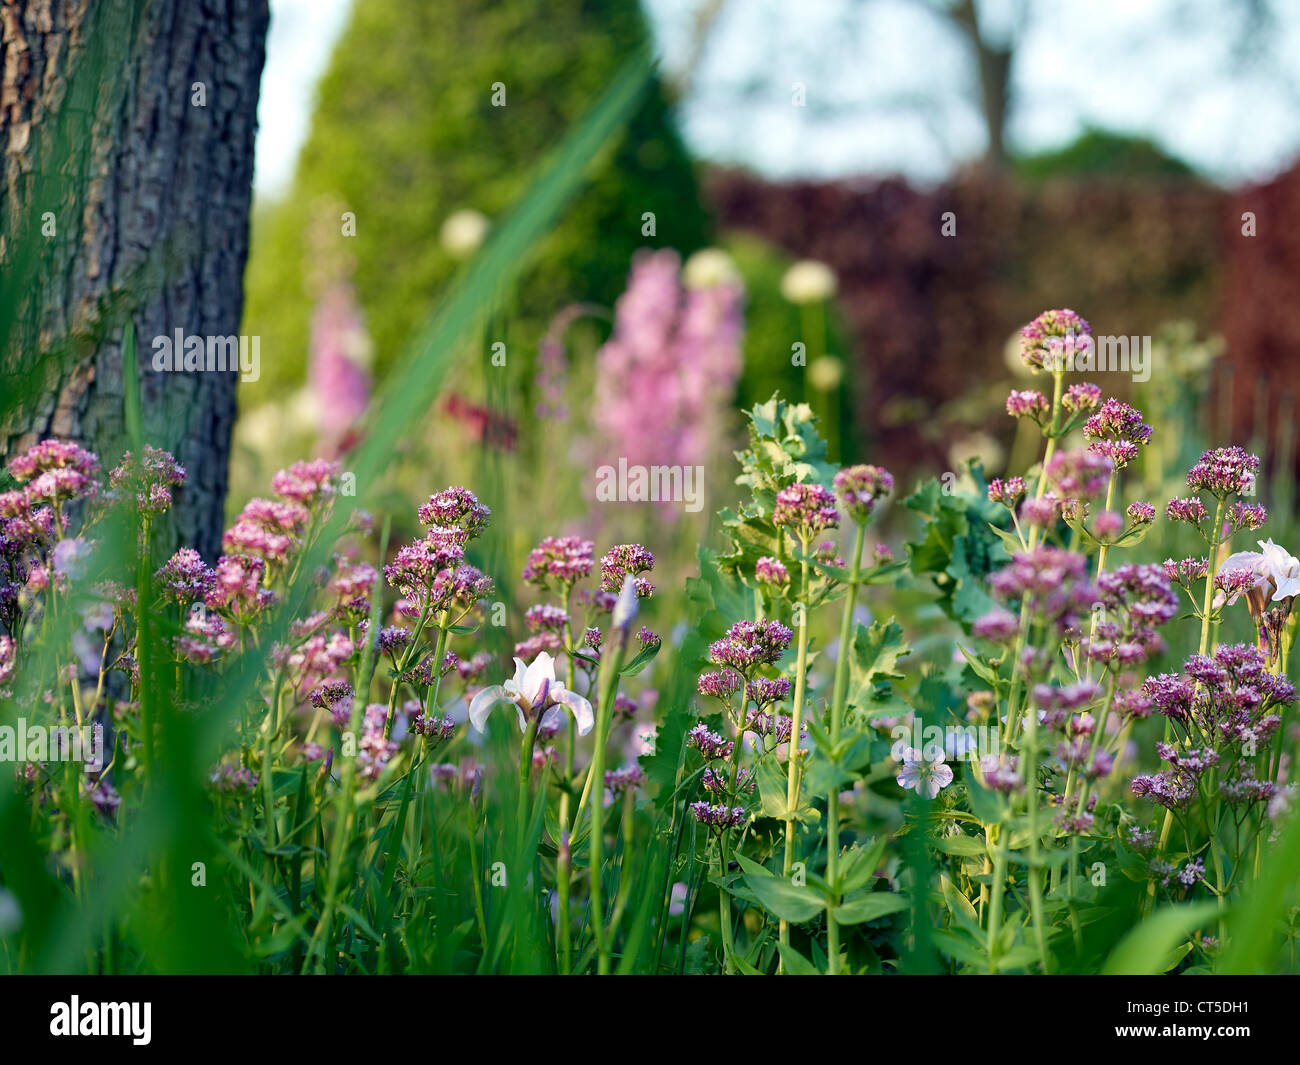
383, 533, 464, 601
599, 543, 654, 598
1018, 308, 1092, 372
155, 548, 216, 605
358, 704, 400, 781
377, 626, 412, 657
896, 746, 953, 798
206, 554, 273, 619
7, 439, 101, 506
979, 754, 1022, 793
1045, 449, 1113, 499
272, 459, 341, 507
222, 498, 310, 564
209, 763, 258, 794
1127, 501, 1155, 525
1016, 497, 1061, 536
514, 632, 563, 660
328, 556, 378, 620
1132, 644, 1294, 811
1083, 399, 1153, 447
973, 608, 1020, 643
772, 482, 838, 537
755, 556, 789, 587
812, 540, 844, 568
701, 766, 753, 796
687, 722, 733, 761
697, 668, 743, 701
591, 250, 743, 519
689, 801, 746, 830
417, 486, 490, 538
1228, 501, 1267, 532
1165, 497, 1207, 526
522, 535, 594, 588
1005, 389, 1050, 423
1061, 383, 1103, 413
987, 477, 1026, 507
1087, 438, 1139, 469
1163, 556, 1208, 588
524, 604, 568, 633
311, 681, 355, 729
988, 547, 1098, 638
1185, 446, 1260, 498
709, 619, 794, 674
750, 676, 792, 707
1092, 510, 1123, 539
175, 611, 236, 663
605, 764, 645, 796
834, 464, 894, 523
109, 445, 186, 515
280, 630, 356, 704
409, 705, 456, 744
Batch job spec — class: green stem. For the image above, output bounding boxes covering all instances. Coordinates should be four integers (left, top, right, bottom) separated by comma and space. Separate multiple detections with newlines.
780, 535, 813, 965
825, 522, 866, 974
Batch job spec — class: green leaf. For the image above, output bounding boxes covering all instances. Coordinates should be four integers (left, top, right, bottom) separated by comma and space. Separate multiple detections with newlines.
776, 942, 822, 975
618, 639, 661, 677
833, 891, 908, 925
1102, 902, 1219, 975
736, 855, 825, 924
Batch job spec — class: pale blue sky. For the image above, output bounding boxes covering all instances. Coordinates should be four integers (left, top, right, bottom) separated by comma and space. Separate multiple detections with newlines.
254, 0, 1300, 196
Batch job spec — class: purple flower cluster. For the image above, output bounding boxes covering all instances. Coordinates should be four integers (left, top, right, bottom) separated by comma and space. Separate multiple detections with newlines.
1018, 308, 1092, 371
1126, 500, 1155, 525
833, 464, 894, 524
1006, 389, 1050, 423
109, 445, 187, 516
1062, 383, 1103, 413
687, 722, 734, 761
1044, 449, 1113, 499
772, 482, 839, 536
987, 477, 1026, 507
987, 547, 1098, 638
1185, 447, 1260, 498
708, 619, 794, 674
417, 486, 491, 538
755, 555, 789, 587
521, 536, 595, 587
599, 543, 655, 597
689, 801, 747, 830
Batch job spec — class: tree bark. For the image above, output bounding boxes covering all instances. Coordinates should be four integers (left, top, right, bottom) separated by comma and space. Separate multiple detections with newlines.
0, 0, 269, 560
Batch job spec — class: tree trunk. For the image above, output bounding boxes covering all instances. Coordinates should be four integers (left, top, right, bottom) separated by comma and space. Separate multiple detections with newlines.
0, 0, 269, 560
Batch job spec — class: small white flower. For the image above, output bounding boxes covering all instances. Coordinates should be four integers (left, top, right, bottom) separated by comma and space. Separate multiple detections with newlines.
440, 208, 490, 258
896, 746, 953, 799
780, 259, 837, 304
468, 651, 593, 735
682, 247, 739, 289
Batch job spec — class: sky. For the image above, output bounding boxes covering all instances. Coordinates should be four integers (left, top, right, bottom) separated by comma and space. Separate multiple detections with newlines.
253, 0, 1300, 196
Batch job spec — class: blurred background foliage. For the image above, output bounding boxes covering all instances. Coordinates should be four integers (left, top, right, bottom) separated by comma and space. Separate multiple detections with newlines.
242, 0, 709, 397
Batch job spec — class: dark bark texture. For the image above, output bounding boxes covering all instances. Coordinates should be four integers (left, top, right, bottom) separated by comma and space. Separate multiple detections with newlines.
0, 0, 269, 559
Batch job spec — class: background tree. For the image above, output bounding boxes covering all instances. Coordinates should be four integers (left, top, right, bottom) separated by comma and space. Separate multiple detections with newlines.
0, 0, 270, 558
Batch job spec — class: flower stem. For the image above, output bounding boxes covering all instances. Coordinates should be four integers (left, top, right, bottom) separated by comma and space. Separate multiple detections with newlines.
825, 522, 866, 974
779, 536, 813, 965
